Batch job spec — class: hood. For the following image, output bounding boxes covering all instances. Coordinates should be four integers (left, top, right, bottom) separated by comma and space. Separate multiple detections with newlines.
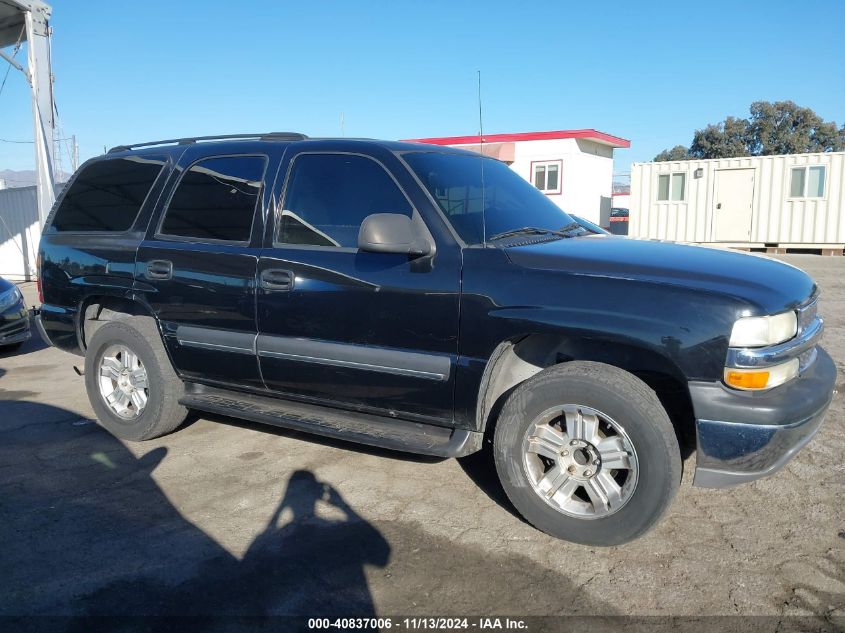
505, 236, 816, 314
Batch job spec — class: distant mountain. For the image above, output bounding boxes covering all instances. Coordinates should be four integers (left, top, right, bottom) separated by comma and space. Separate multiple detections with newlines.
0, 169, 37, 188
0, 169, 70, 189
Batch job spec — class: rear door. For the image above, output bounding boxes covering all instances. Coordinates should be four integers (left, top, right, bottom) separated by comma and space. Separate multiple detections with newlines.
255, 145, 462, 425
136, 145, 281, 388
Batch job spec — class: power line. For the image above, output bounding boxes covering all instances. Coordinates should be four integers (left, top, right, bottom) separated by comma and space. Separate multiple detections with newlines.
0, 25, 26, 101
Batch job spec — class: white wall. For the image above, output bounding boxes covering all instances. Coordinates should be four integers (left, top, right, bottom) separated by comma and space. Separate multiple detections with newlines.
611, 193, 630, 209
630, 151, 845, 245
0, 185, 40, 281
504, 138, 614, 224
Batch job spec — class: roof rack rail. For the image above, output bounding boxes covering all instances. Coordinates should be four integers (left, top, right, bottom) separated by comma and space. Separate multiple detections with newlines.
108, 132, 308, 154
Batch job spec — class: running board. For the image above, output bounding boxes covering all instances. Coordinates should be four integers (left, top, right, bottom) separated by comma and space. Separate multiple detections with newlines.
179, 385, 482, 458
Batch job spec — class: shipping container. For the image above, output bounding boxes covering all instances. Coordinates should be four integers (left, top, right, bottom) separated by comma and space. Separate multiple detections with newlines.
629, 151, 845, 249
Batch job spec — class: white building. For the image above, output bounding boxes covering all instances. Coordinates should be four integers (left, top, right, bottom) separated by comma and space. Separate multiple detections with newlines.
629, 151, 845, 254
404, 129, 630, 226
611, 192, 630, 210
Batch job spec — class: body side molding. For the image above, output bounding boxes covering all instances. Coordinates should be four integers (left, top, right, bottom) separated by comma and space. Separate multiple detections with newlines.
256, 334, 452, 381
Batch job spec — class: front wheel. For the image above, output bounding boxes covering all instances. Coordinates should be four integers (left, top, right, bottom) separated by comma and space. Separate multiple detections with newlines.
493, 361, 681, 546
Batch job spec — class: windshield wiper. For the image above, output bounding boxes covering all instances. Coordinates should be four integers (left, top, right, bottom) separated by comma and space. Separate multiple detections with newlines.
488, 226, 568, 242
559, 221, 588, 235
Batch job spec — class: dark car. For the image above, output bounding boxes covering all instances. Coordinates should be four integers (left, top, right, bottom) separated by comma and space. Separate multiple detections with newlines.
0, 276, 30, 351
36, 133, 836, 546
609, 207, 629, 235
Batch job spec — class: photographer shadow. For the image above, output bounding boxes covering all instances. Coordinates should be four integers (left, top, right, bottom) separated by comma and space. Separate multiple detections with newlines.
0, 400, 388, 623
189, 469, 391, 616
74, 467, 390, 619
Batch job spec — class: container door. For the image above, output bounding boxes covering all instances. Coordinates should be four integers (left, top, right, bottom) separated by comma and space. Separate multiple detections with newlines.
713, 169, 755, 242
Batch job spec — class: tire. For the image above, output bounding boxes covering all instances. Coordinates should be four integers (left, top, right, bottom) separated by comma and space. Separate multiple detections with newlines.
493, 361, 681, 546
84, 316, 187, 441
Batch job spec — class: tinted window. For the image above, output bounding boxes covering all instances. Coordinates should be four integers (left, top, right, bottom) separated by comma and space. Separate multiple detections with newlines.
279, 153, 412, 248
160, 156, 266, 242
51, 156, 165, 231
404, 151, 575, 244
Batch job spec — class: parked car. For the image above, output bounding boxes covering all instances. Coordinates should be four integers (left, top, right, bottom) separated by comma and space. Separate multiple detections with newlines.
0, 276, 30, 351
36, 134, 835, 546
609, 207, 629, 235
569, 214, 609, 235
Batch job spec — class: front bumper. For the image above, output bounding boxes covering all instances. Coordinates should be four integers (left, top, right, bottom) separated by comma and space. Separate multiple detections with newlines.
0, 302, 31, 346
690, 346, 836, 488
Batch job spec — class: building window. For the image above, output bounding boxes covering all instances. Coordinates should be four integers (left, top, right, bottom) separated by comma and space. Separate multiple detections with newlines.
531, 161, 562, 194
656, 172, 686, 202
789, 166, 825, 198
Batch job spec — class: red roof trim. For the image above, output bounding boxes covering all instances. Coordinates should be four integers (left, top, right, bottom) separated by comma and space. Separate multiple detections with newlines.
402, 128, 630, 149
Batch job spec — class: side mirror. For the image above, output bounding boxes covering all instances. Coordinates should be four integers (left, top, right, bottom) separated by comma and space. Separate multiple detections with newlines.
358, 213, 429, 256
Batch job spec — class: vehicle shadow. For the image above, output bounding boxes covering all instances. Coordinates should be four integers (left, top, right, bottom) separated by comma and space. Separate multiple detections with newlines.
0, 320, 49, 357
457, 444, 523, 521
1, 400, 617, 627
0, 401, 390, 624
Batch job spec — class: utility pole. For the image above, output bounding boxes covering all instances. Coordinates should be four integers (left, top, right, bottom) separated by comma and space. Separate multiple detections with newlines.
72, 134, 78, 172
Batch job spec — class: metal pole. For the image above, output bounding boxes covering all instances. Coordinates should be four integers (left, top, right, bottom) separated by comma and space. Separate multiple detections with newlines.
24, 1, 55, 225
72, 134, 78, 171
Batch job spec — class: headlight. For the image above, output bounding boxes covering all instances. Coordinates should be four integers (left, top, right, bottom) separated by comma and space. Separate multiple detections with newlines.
0, 286, 22, 311
724, 358, 799, 391
729, 311, 797, 347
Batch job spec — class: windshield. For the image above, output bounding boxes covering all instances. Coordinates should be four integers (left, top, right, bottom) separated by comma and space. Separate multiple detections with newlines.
403, 151, 577, 245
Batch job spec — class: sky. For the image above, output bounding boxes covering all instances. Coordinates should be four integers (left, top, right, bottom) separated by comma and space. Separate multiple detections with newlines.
1, 0, 844, 178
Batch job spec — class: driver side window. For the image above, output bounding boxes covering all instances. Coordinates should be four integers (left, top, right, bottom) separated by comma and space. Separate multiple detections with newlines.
278, 153, 412, 248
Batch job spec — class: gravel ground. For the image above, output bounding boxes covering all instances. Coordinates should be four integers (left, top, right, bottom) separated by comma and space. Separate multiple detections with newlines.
0, 254, 842, 624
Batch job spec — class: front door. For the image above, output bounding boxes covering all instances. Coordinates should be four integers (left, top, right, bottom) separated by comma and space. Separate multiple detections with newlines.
713, 168, 755, 242
136, 148, 279, 388
256, 149, 461, 425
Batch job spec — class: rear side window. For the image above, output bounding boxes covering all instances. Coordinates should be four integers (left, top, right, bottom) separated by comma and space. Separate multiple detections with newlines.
51, 156, 166, 231
278, 153, 412, 248
159, 156, 266, 243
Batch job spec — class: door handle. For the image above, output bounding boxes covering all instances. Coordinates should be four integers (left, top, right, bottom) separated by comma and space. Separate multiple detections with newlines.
260, 269, 294, 291
146, 260, 173, 280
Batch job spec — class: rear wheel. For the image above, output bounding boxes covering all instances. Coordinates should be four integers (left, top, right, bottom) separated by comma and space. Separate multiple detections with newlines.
493, 361, 681, 546
84, 316, 187, 441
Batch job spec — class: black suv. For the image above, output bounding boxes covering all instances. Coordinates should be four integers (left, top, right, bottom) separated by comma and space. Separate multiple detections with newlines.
37, 133, 836, 546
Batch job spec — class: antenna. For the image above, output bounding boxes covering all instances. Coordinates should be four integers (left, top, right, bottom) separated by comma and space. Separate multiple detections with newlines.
478, 70, 486, 246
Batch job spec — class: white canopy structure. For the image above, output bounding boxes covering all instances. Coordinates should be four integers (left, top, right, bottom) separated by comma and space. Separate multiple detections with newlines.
0, 0, 55, 224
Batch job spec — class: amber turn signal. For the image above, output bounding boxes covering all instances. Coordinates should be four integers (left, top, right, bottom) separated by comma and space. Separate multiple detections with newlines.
725, 370, 770, 390
723, 358, 799, 391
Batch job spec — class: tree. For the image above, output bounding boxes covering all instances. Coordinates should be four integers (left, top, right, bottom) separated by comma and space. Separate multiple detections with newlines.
653, 145, 689, 162
689, 116, 749, 159
652, 101, 845, 161
746, 100, 845, 155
